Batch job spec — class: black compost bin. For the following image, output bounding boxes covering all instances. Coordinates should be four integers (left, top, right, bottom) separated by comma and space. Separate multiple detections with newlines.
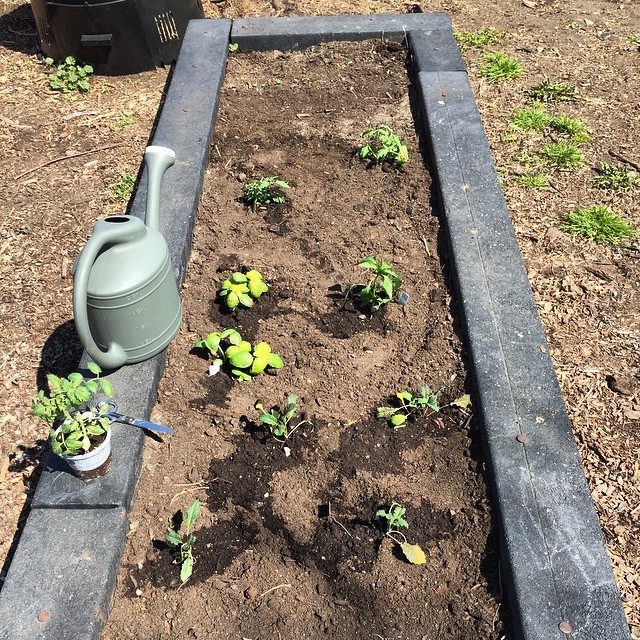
30, 0, 204, 74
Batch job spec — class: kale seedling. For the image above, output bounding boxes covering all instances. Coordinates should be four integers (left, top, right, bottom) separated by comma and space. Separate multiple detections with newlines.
195, 329, 284, 381
255, 393, 314, 441
165, 498, 200, 584
375, 502, 426, 565
218, 270, 269, 310
242, 176, 289, 210
358, 125, 408, 166
345, 256, 402, 313
45, 56, 94, 93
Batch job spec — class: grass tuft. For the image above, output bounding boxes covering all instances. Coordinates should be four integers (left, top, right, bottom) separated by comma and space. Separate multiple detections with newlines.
593, 162, 640, 191
559, 205, 637, 245
515, 174, 550, 188
526, 79, 578, 102
548, 114, 590, 143
509, 103, 550, 132
478, 52, 523, 82
539, 141, 583, 169
108, 172, 136, 201
454, 28, 506, 52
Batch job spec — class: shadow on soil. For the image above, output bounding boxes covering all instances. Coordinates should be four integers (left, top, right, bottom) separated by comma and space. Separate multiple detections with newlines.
0, 4, 39, 56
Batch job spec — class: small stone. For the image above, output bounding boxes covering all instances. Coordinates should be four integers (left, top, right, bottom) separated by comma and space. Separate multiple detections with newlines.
559, 621, 572, 634
245, 586, 258, 600
37, 610, 50, 623
135, 588, 143, 596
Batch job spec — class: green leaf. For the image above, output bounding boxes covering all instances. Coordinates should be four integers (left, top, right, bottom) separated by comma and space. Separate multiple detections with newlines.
267, 353, 284, 369
165, 530, 182, 546
380, 275, 393, 299
250, 356, 268, 375
450, 394, 472, 409
99, 379, 114, 397
253, 342, 272, 359
239, 293, 253, 307
357, 256, 378, 270
185, 499, 200, 530
259, 412, 278, 426
226, 292, 239, 309
391, 414, 407, 427
180, 556, 194, 583
86, 423, 106, 436
226, 330, 242, 345
87, 362, 102, 376
229, 350, 253, 369
230, 272, 247, 284
400, 542, 427, 565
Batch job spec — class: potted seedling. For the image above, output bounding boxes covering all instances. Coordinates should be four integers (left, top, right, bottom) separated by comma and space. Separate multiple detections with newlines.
165, 498, 200, 585
218, 269, 269, 310
195, 328, 284, 381
345, 256, 403, 313
376, 385, 471, 428
31, 362, 115, 478
241, 176, 290, 210
376, 502, 426, 565
357, 125, 408, 166
255, 392, 314, 443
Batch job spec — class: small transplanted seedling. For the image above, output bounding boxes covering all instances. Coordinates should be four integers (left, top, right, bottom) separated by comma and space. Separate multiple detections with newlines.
218, 270, 269, 310
242, 176, 289, 210
45, 56, 94, 93
477, 52, 523, 82
117, 113, 135, 130
165, 498, 200, 584
559, 205, 638, 245
358, 125, 408, 166
375, 502, 426, 565
196, 328, 284, 381
345, 256, 403, 313
107, 172, 136, 202
526, 79, 578, 103
593, 162, 640, 192
376, 386, 471, 428
255, 393, 314, 441
454, 27, 506, 53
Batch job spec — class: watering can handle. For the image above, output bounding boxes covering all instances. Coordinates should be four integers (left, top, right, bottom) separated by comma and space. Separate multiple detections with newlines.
73, 221, 132, 370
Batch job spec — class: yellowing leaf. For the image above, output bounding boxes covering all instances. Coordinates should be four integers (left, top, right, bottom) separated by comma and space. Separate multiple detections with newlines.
450, 393, 472, 409
400, 542, 427, 565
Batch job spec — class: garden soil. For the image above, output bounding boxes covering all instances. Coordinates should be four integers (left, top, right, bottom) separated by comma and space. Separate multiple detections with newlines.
0, 0, 638, 638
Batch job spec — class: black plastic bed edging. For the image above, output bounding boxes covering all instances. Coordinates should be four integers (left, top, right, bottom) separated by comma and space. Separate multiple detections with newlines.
0, 14, 630, 640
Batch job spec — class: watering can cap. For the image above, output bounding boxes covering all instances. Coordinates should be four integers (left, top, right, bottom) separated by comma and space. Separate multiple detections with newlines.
145, 145, 176, 158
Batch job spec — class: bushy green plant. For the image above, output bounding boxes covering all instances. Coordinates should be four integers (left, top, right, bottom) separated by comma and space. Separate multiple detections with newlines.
539, 141, 583, 169
593, 163, 640, 191
165, 499, 200, 584
196, 329, 283, 381
357, 125, 408, 166
108, 172, 136, 202
242, 177, 289, 210
454, 27, 506, 52
509, 103, 550, 132
31, 362, 114, 456
345, 256, 402, 313
255, 393, 314, 441
559, 205, 637, 245
218, 270, 268, 310
548, 114, 589, 143
478, 52, 523, 82
45, 56, 94, 93
526, 79, 578, 103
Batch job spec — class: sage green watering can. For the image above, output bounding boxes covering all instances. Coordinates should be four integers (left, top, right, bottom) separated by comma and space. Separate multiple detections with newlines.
73, 146, 182, 369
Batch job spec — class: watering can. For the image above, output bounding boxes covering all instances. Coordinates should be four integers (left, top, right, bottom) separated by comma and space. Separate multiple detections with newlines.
72, 146, 182, 369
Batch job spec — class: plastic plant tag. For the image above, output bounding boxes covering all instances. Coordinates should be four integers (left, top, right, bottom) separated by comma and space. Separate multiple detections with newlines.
396, 290, 410, 305
209, 362, 221, 376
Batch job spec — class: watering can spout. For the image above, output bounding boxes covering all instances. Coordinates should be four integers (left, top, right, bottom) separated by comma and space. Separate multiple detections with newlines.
144, 145, 176, 231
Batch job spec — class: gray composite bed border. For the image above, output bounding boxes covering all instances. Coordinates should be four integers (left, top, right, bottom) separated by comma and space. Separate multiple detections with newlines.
0, 14, 630, 640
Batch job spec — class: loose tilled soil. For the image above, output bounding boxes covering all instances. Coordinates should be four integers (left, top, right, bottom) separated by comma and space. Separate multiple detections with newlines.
0, 0, 639, 638
101, 41, 508, 640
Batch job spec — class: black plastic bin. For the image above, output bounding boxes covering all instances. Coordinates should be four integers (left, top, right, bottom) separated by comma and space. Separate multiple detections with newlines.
30, 0, 204, 74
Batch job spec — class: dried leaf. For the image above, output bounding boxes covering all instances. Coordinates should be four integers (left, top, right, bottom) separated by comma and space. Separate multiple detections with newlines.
400, 542, 427, 565
450, 394, 472, 409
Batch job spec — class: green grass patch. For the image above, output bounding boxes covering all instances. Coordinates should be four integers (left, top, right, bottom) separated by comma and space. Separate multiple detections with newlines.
108, 172, 136, 201
559, 205, 637, 245
509, 103, 550, 132
548, 114, 589, 143
526, 79, 578, 103
478, 52, 523, 82
539, 141, 583, 169
593, 162, 640, 191
515, 174, 550, 188
454, 28, 506, 52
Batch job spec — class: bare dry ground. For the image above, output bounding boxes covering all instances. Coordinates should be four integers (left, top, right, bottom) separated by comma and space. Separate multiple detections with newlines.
0, 0, 638, 636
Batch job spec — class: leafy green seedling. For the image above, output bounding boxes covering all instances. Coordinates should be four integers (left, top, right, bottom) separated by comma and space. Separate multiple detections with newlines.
32, 362, 114, 457
526, 79, 578, 103
255, 393, 314, 441
376, 502, 426, 565
548, 114, 589, 143
196, 329, 283, 381
509, 103, 550, 132
559, 205, 637, 245
357, 125, 408, 166
242, 177, 289, 210
454, 27, 506, 52
108, 172, 136, 202
539, 141, 583, 169
515, 174, 550, 189
117, 113, 135, 130
45, 56, 94, 93
345, 256, 402, 313
218, 270, 268, 310
165, 499, 200, 584
228, 43, 239, 52
477, 52, 523, 82
593, 163, 640, 192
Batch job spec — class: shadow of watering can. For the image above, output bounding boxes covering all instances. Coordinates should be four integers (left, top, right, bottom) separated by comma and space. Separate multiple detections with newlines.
72, 146, 182, 370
